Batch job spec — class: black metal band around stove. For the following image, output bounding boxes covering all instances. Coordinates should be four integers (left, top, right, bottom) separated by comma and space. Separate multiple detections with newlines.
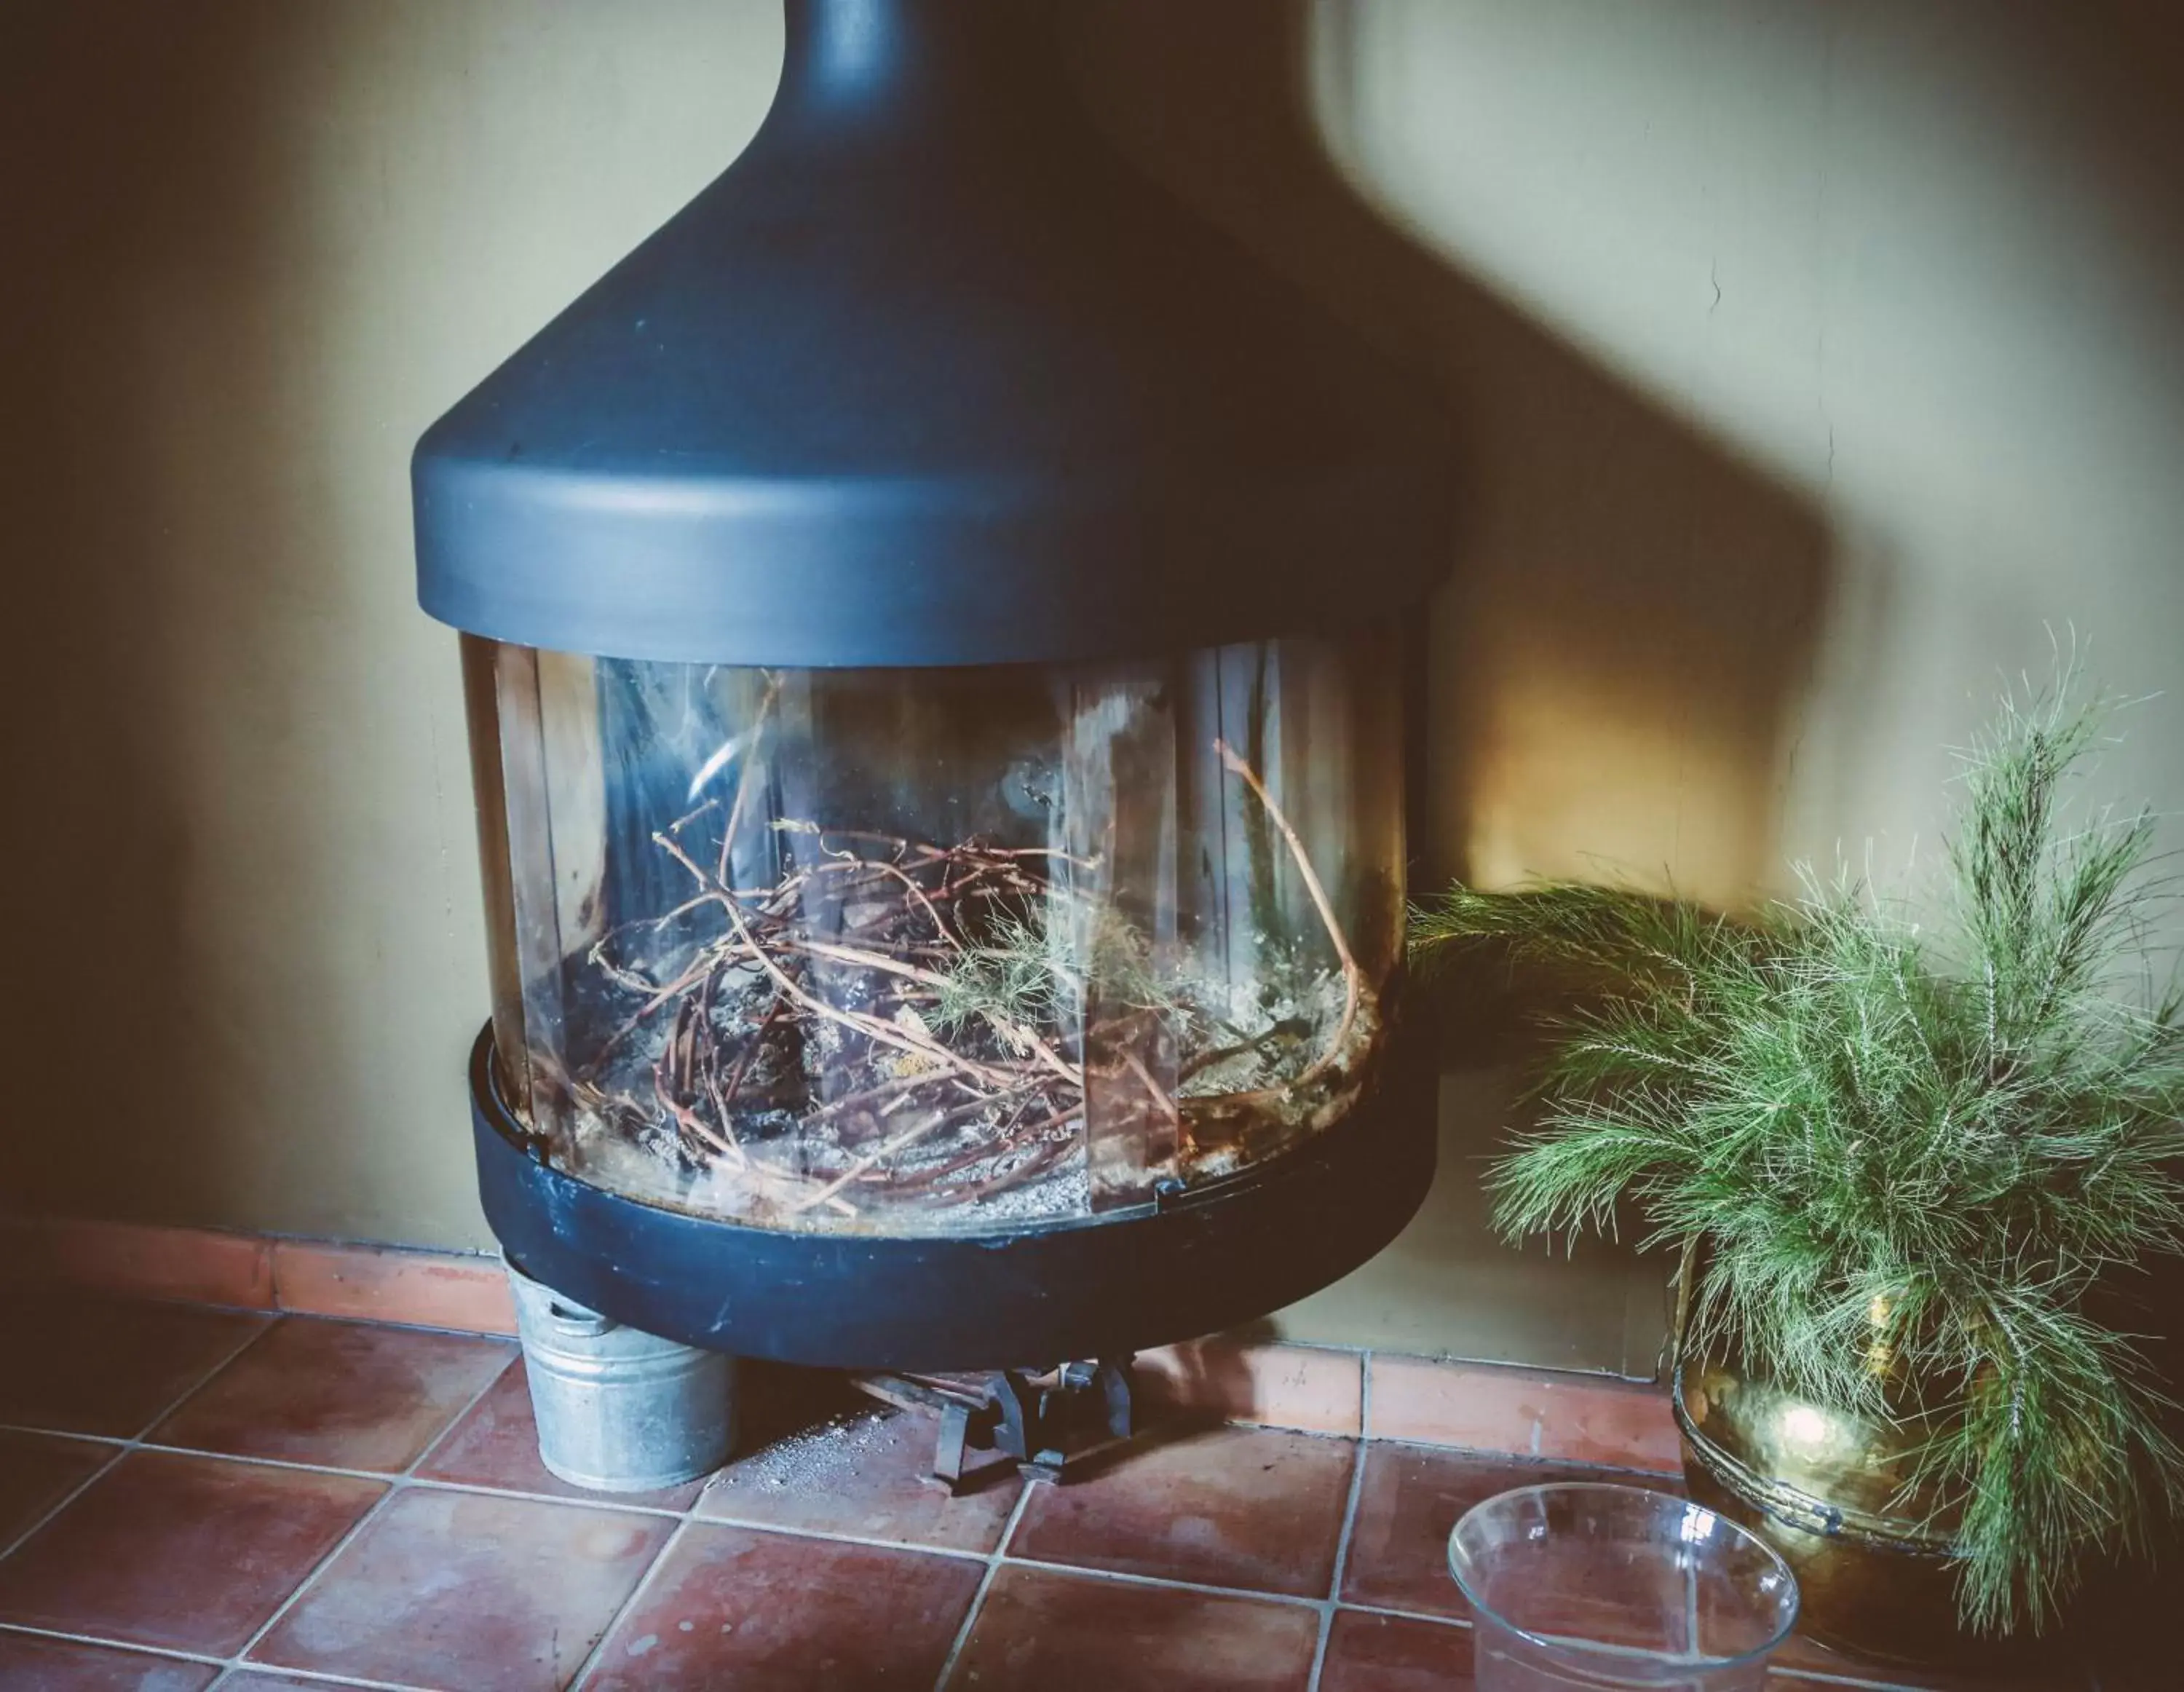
468, 1021, 1436, 1373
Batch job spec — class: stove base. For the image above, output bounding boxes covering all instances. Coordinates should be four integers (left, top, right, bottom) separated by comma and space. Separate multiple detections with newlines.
850, 1361, 1136, 1492
469, 1023, 1436, 1372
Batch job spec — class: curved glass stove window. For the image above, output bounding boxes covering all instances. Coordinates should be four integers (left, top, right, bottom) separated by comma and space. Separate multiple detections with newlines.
463, 633, 1404, 1237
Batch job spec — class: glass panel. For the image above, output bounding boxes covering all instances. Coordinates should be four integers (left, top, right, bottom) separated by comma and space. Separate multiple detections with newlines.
468, 630, 1404, 1236
459, 633, 529, 1118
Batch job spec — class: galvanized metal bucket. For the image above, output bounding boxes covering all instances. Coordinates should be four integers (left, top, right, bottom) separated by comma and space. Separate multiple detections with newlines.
506, 1260, 735, 1493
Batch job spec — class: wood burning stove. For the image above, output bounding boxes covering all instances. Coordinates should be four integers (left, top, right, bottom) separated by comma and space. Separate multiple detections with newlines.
416, 0, 1452, 1372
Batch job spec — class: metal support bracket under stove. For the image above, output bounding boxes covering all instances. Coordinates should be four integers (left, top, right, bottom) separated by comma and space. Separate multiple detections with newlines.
850, 1358, 1137, 1491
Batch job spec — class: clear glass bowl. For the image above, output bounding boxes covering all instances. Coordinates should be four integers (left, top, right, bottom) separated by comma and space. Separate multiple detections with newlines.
1449, 1483, 1799, 1691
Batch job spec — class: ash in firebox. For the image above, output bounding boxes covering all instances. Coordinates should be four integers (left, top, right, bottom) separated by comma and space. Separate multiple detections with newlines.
526, 738, 1377, 1235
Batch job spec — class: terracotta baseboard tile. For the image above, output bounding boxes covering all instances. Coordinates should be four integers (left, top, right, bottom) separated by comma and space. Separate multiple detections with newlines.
1366, 1352, 1680, 1472
7, 1216, 1682, 1469
1136, 1337, 1364, 1436
269, 1240, 517, 1335
1, 1217, 277, 1310
1, 1217, 515, 1337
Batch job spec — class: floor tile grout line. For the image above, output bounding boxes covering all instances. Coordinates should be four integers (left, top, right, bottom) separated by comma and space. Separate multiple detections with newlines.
554, 1434, 746, 1691
994, 1474, 1037, 1561
395, 1351, 531, 1485
1308, 1431, 1375, 1692
928, 1477, 1040, 1692
86, 1442, 398, 1481
0, 1619, 227, 1666
0, 1441, 125, 1566
0, 1322, 1912, 1692
138, 1313, 292, 1442
1337, 1600, 1469, 1629
19, 1269, 1669, 1390
689, 1508, 995, 1563
205, 1659, 445, 1691
1369, 1438, 1682, 1481
210, 1353, 617, 1688
0, 1503, 1925, 1692
204, 1453, 687, 1511
7, 1290, 1668, 1426
210, 1472, 405, 1681
1, 1361, 668, 1691
0, 1621, 448, 1692
1, 1400, 1906, 1692
10, 1414, 1000, 1554
0, 1310, 272, 1470
139, 1314, 288, 1438
36, 1293, 517, 1344
997, 1552, 1326, 1612
1, 1417, 1687, 1474
566, 1448, 1045, 1688
0, 1313, 276, 1567
0, 1436, 695, 1520
217, 1664, 446, 1691
0, 1423, 130, 1447
565, 1514, 698, 1692
241, 1483, 1393, 1616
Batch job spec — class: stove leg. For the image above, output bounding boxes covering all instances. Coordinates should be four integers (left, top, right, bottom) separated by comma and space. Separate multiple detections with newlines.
852, 1356, 1142, 1491
1097, 1356, 1136, 1442
933, 1401, 973, 1492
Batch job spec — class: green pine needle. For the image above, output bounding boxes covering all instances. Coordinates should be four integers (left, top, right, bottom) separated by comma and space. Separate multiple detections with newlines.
1415, 681, 2184, 1634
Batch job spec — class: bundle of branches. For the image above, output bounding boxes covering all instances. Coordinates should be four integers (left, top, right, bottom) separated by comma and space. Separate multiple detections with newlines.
558, 693, 1368, 1223
603, 818, 1092, 1222
1412, 683, 2184, 1634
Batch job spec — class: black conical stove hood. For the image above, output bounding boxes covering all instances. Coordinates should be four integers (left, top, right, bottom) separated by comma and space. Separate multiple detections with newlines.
414, 0, 1452, 668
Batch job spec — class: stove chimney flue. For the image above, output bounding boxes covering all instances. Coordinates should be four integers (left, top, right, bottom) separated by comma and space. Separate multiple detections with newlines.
773, 0, 1061, 128
414, 0, 1449, 671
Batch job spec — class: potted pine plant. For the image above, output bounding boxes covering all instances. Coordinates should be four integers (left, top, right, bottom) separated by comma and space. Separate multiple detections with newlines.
1413, 684, 2184, 1659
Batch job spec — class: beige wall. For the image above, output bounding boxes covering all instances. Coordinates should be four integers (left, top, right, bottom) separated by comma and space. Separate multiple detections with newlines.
6, 1, 2179, 1375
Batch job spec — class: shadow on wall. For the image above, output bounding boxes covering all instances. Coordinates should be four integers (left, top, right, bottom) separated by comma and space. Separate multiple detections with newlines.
1061, 0, 1832, 1371
0, 0, 2174, 1381
0, 0, 1830, 1369
1062, 0, 1837, 921
0, 7, 251, 1224
1, 1, 787, 1249
0, 1, 525, 1242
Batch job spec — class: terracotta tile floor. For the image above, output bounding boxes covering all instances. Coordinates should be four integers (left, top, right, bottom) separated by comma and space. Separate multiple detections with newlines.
0, 1292, 2145, 1689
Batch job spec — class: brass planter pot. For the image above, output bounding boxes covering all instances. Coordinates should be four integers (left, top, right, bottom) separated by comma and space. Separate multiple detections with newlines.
1674, 1355, 1969, 1666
